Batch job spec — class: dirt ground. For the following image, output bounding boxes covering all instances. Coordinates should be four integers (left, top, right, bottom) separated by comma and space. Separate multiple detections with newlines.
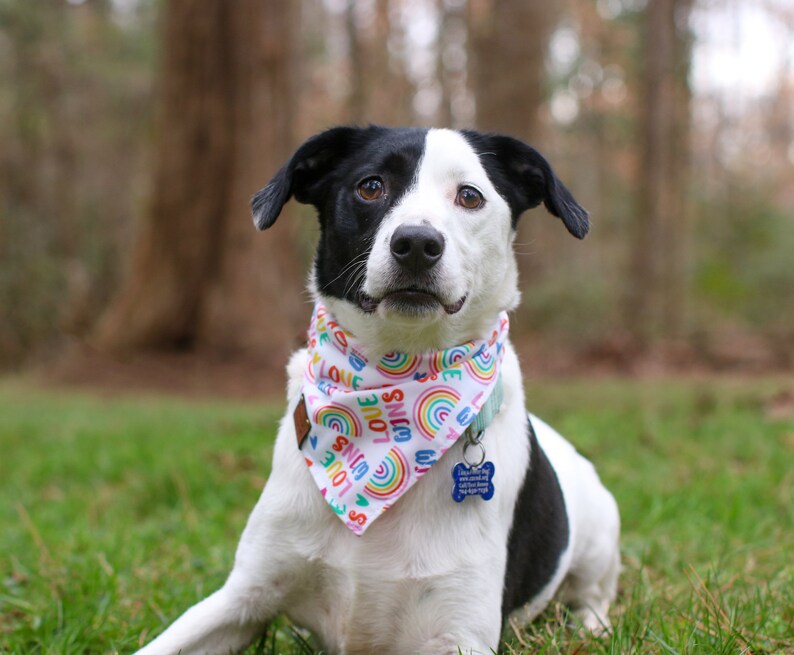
42, 342, 288, 401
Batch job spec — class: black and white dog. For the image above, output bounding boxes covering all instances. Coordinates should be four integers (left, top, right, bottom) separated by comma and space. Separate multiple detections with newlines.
134, 127, 620, 655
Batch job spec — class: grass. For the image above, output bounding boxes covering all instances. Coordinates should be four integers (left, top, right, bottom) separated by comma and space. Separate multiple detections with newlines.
1, 376, 792, 654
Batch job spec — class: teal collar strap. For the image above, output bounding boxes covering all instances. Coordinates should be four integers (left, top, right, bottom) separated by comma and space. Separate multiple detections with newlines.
465, 374, 504, 437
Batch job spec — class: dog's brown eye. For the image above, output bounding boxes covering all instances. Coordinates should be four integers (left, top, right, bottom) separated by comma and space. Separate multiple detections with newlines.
456, 185, 484, 210
357, 177, 384, 201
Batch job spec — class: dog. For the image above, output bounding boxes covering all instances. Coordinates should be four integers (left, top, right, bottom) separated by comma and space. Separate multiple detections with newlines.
133, 126, 620, 655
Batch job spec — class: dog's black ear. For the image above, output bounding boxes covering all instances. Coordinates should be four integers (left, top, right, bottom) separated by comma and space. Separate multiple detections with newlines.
251, 126, 364, 230
462, 132, 590, 239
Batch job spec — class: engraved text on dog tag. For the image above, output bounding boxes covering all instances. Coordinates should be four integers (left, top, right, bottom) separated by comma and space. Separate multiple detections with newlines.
451, 461, 495, 502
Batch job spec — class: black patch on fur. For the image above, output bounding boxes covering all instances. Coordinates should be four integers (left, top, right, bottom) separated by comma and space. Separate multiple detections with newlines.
501, 417, 570, 621
461, 131, 590, 239
251, 125, 428, 304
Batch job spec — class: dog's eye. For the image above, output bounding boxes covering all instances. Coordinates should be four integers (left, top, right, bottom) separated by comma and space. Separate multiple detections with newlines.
357, 177, 384, 201
456, 185, 484, 210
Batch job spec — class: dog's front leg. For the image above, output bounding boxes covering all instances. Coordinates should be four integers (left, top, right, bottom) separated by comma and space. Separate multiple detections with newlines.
133, 485, 301, 655
132, 573, 272, 655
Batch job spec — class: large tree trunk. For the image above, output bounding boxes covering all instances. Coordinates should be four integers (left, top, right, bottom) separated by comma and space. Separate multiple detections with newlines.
345, 0, 414, 126
628, 0, 692, 345
468, 0, 561, 323
96, 0, 301, 362
469, 0, 558, 143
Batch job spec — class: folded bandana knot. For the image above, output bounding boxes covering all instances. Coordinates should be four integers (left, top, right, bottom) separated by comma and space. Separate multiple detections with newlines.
298, 302, 509, 535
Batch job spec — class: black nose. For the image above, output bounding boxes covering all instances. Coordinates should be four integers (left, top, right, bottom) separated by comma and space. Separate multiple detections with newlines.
390, 225, 445, 274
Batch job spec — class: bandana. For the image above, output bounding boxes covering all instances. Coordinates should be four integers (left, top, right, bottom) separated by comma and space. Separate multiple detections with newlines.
297, 302, 509, 535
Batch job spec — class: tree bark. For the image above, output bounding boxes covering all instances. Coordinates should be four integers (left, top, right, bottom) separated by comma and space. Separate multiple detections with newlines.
468, 0, 561, 320
96, 0, 301, 361
346, 1, 367, 123
468, 0, 558, 143
436, 0, 468, 128
345, 0, 414, 126
628, 0, 692, 345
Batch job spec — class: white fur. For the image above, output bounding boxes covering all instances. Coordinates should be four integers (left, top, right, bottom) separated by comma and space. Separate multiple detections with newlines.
133, 129, 619, 655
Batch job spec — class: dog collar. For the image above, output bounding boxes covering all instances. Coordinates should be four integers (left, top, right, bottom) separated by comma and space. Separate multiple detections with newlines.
465, 374, 503, 437
294, 302, 509, 535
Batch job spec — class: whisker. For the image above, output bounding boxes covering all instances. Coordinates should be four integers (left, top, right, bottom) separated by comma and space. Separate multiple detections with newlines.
322, 251, 370, 290
342, 260, 369, 298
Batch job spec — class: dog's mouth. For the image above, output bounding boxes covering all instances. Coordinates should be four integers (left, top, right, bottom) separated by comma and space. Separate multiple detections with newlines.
359, 288, 466, 316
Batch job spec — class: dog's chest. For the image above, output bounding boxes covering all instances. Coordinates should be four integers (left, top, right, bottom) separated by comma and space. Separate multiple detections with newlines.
282, 459, 515, 654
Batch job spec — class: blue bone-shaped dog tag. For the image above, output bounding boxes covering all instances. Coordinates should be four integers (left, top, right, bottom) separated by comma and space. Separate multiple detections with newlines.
452, 461, 495, 502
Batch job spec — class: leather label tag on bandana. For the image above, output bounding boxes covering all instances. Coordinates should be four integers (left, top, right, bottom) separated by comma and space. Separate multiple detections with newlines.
293, 395, 311, 448
297, 302, 509, 536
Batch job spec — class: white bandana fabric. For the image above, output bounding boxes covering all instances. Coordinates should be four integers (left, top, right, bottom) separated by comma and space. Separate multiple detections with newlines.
298, 302, 510, 535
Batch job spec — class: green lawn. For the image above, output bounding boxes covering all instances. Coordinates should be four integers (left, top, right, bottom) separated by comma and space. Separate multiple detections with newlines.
1, 377, 792, 654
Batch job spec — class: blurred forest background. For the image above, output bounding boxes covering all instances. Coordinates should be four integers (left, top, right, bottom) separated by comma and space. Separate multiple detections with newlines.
2, 0, 794, 386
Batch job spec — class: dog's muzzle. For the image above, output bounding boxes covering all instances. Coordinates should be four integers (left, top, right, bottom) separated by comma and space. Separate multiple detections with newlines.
359, 224, 465, 316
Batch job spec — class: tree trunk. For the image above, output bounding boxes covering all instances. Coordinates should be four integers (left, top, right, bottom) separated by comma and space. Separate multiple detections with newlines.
345, 0, 414, 126
468, 0, 561, 322
436, 0, 468, 129
96, 0, 301, 361
346, 1, 367, 123
628, 0, 692, 345
469, 0, 558, 143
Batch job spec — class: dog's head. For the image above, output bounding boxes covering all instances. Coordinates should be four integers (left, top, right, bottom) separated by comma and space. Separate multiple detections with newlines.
252, 126, 588, 352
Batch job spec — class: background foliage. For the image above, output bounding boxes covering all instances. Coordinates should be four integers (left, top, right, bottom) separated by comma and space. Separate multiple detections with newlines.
1, 0, 792, 372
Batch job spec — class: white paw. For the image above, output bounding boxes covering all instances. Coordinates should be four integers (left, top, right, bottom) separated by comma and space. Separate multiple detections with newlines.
573, 606, 612, 636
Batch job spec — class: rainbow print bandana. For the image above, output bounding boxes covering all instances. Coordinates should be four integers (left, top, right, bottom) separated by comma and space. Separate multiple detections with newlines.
297, 302, 509, 535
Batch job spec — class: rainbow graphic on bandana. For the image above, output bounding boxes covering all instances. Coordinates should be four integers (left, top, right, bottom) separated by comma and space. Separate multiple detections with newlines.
301, 302, 510, 535
428, 341, 475, 376
463, 346, 497, 383
414, 386, 462, 440
376, 352, 421, 378
364, 447, 410, 499
313, 403, 363, 437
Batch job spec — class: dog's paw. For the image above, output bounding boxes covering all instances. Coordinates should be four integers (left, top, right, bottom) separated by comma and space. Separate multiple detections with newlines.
417, 634, 493, 655
571, 606, 612, 637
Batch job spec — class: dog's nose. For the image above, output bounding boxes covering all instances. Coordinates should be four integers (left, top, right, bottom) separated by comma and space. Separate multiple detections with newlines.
390, 225, 445, 274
